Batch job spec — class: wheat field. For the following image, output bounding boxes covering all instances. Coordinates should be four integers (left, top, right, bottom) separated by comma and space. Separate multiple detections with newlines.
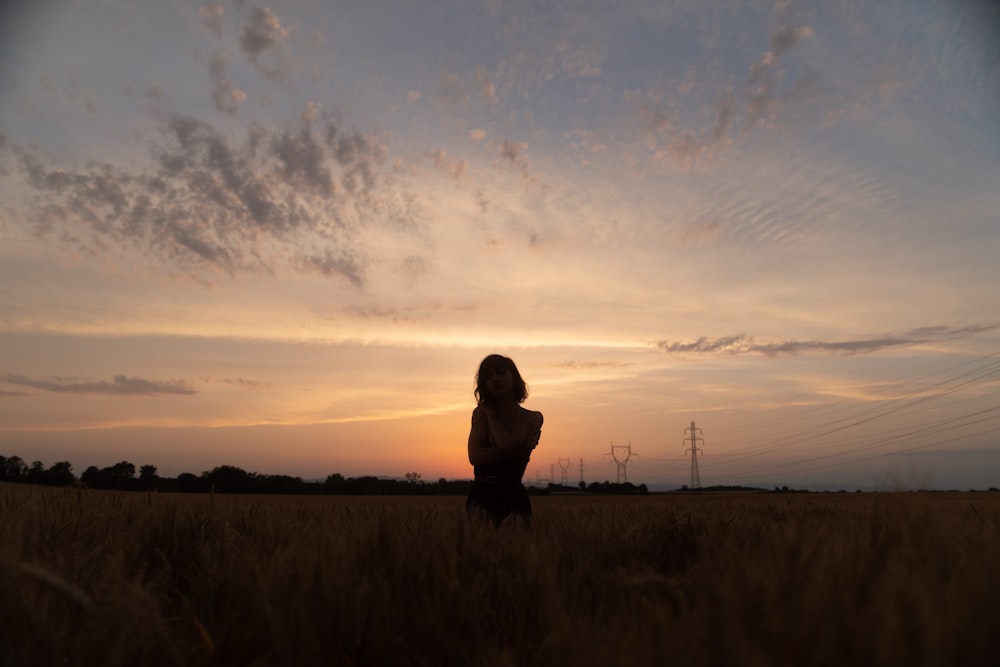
2, 484, 998, 666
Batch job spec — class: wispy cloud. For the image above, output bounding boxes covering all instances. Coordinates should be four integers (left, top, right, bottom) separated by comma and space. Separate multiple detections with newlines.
221, 378, 268, 390
3, 374, 197, 396
2, 102, 415, 286
654, 325, 997, 357
342, 300, 478, 324
638, 14, 815, 168
552, 360, 631, 369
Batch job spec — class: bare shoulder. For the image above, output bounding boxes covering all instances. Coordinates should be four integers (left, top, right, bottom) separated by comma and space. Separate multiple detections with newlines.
521, 407, 543, 427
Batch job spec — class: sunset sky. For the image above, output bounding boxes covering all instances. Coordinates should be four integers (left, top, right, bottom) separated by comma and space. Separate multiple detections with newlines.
2, 0, 998, 491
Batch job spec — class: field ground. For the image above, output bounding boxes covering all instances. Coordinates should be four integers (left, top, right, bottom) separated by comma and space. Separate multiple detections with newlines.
2, 485, 999, 666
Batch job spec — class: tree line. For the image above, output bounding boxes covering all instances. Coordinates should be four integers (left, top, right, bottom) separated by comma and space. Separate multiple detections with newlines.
0, 455, 467, 495
0, 454, 660, 495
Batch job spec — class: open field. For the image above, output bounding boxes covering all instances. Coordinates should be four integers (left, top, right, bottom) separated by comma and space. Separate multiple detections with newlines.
2, 485, 999, 666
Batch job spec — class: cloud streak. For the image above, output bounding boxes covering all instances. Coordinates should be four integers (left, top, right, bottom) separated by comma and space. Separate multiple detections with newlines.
654, 325, 997, 357
3, 374, 197, 396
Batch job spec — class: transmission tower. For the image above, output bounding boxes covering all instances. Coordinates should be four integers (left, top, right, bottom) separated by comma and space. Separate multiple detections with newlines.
606, 443, 633, 483
683, 421, 705, 488
558, 458, 571, 485
578, 458, 585, 485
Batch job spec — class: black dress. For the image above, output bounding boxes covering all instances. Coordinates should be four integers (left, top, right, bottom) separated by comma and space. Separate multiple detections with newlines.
466, 443, 532, 526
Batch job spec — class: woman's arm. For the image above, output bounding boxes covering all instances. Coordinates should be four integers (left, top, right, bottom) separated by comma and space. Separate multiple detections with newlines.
519, 410, 543, 451
468, 406, 533, 466
483, 407, 543, 451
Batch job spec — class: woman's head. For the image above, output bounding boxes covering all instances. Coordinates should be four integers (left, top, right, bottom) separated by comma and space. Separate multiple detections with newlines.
475, 354, 528, 405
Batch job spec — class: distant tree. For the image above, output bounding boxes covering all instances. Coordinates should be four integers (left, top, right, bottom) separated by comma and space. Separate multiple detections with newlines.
579, 481, 586, 491
204, 465, 252, 493
323, 473, 346, 493
0, 455, 27, 481
106, 461, 137, 489
27, 460, 46, 484
175, 472, 202, 493
404, 472, 422, 484
139, 465, 158, 489
81, 466, 101, 488
343, 476, 383, 495
47, 461, 75, 486
260, 474, 304, 494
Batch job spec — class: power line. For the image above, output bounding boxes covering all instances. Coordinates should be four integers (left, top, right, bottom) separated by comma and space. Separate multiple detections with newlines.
721, 407, 1000, 480
714, 355, 1000, 465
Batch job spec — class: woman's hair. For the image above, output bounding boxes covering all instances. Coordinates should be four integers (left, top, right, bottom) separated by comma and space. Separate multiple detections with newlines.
474, 354, 528, 405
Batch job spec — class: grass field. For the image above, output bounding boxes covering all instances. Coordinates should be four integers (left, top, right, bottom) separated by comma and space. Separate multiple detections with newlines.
2, 484, 999, 666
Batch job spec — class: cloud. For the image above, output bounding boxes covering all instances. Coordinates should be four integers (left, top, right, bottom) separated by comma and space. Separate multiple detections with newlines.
437, 66, 501, 108
498, 139, 530, 178
272, 105, 335, 195
552, 361, 631, 369
2, 104, 409, 286
300, 249, 365, 288
475, 188, 489, 215
221, 378, 268, 390
209, 51, 246, 114
239, 6, 295, 81
744, 25, 814, 130
430, 149, 466, 181
341, 300, 478, 324
198, 3, 224, 39
654, 325, 997, 357
3, 374, 197, 396
0, 390, 31, 397
639, 19, 815, 167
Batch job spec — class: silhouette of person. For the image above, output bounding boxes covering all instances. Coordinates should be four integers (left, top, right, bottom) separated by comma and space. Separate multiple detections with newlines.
465, 354, 543, 526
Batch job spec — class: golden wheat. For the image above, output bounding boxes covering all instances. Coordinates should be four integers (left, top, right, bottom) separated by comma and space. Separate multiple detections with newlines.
2, 485, 998, 666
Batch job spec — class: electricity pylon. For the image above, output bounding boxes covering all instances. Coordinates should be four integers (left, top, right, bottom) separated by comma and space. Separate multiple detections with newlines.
683, 421, 704, 489
606, 443, 633, 483
558, 458, 571, 485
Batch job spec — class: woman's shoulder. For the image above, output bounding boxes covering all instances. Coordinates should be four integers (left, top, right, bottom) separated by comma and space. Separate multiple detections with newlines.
471, 404, 491, 422
519, 406, 543, 426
